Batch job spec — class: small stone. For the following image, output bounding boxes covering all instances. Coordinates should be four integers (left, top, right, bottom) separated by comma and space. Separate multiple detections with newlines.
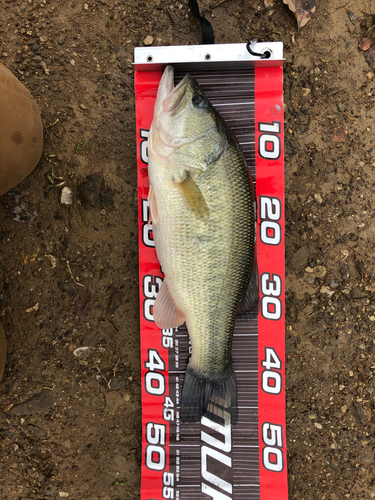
79, 103, 86, 110
109, 54, 116, 64
332, 128, 348, 142
334, 411, 343, 418
349, 370, 354, 377
78, 173, 104, 208
46, 254, 57, 268
330, 280, 339, 289
352, 402, 368, 425
110, 376, 126, 391
337, 102, 346, 112
347, 10, 357, 23
341, 405, 348, 413
314, 422, 322, 429
58, 282, 76, 295
61, 187, 73, 205
69, 158, 80, 169
39, 36, 47, 43
70, 59, 75, 66
366, 72, 374, 79
305, 266, 326, 278
63, 439, 72, 449
28, 424, 48, 439
9, 390, 54, 415
365, 387, 374, 395
82, 269, 93, 280
58, 34, 66, 45
84, 2, 89, 9
73, 290, 91, 318
73, 347, 94, 358
315, 266, 326, 278
59, 493, 69, 498
45, 486, 58, 496
144, 35, 154, 46
320, 286, 335, 297
369, 315, 375, 322
360, 449, 374, 468
107, 290, 123, 314
26, 303, 39, 313
331, 442, 337, 449
288, 246, 310, 271
314, 193, 323, 203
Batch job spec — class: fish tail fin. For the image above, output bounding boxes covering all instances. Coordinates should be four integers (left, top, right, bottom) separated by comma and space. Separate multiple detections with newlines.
181, 362, 238, 425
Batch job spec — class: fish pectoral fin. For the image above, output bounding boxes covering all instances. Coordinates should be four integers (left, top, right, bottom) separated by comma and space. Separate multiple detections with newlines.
148, 184, 159, 225
237, 263, 259, 315
174, 171, 209, 222
153, 279, 185, 329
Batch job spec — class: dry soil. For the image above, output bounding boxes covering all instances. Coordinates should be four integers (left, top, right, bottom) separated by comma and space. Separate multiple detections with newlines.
1, 0, 375, 499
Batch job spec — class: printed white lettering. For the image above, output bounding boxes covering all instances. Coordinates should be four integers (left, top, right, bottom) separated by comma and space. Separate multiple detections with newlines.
202, 446, 232, 494
201, 409, 232, 499
140, 129, 149, 164
201, 416, 231, 453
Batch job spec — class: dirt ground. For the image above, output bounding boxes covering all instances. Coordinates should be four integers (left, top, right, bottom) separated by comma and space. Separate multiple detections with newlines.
1, 0, 375, 498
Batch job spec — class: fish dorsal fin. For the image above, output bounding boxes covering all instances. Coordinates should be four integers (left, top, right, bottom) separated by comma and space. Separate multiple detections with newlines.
174, 170, 209, 222
148, 184, 159, 225
238, 264, 259, 315
153, 279, 185, 329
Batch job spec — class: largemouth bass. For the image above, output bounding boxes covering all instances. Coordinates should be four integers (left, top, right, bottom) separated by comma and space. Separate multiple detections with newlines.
148, 65, 256, 424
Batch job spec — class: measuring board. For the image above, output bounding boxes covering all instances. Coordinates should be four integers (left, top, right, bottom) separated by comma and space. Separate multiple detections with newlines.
134, 42, 287, 500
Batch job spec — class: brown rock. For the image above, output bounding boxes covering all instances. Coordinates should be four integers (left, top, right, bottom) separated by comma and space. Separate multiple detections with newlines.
359, 37, 375, 52
9, 390, 54, 415
288, 246, 311, 271
332, 128, 347, 142
28, 424, 48, 439
0, 63, 43, 195
352, 402, 368, 426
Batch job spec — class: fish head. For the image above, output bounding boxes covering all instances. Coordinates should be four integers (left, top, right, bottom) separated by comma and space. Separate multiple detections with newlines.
150, 65, 227, 172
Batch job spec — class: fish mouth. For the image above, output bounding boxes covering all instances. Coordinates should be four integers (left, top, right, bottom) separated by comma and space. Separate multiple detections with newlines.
153, 65, 175, 115
163, 73, 193, 113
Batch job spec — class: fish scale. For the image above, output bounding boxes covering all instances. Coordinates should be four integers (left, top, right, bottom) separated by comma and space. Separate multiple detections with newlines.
148, 65, 255, 424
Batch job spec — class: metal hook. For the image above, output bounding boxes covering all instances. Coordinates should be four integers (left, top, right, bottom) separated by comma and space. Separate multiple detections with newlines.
246, 39, 271, 59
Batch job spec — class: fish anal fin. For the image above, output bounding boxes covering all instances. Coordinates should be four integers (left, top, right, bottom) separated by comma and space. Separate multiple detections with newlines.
238, 264, 259, 315
148, 184, 159, 225
174, 171, 209, 222
153, 279, 185, 329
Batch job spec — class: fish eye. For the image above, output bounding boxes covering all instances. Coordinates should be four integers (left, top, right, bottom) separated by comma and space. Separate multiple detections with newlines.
192, 94, 205, 107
